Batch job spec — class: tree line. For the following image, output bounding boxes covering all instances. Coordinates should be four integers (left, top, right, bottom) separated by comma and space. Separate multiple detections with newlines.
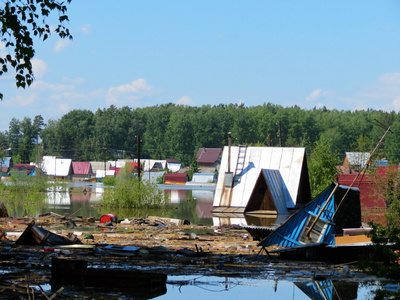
0, 102, 399, 166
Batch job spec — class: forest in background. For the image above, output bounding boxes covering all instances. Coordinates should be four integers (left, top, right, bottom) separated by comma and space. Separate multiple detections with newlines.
0, 102, 399, 167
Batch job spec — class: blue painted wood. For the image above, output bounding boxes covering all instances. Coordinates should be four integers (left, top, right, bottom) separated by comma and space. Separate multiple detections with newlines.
259, 184, 338, 248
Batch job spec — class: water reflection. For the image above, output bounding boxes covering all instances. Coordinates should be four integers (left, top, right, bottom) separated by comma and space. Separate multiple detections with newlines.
44, 275, 382, 299
155, 276, 378, 300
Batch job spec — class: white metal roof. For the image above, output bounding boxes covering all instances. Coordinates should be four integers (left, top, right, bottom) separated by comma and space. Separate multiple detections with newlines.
213, 146, 306, 208
345, 152, 370, 166
191, 173, 217, 183
40, 156, 72, 176
90, 161, 110, 172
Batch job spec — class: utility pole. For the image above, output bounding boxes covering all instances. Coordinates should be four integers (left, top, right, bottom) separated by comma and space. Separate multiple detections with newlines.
137, 135, 141, 180
102, 147, 106, 175
228, 132, 231, 173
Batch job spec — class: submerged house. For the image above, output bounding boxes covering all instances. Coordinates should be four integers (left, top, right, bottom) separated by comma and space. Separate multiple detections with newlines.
72, 162, 92, 181
191, 173, 217, 184
142, 171, 166, 184
213, 146, 311, 217
40, 156, 72, 179
258, 183, 370, 261
163, 173, 188, 185
166, 159, 183, 172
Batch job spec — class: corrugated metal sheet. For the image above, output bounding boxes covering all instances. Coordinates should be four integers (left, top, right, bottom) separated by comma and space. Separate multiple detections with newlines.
213, 146, 307, 209
191, 173, 217, 183
258, 184, 339, 248
142, 171, 166, 183
262, 169, 291, 214
164, 173, 187, 184
72, 162, 92, 175
40, 156, 72, 176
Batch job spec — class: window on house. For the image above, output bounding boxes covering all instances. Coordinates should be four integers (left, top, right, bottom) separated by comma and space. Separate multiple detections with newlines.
299, 215, 329, 244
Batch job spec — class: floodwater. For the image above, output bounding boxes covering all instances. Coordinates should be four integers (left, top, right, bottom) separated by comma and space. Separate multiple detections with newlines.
2, 182, 397, 299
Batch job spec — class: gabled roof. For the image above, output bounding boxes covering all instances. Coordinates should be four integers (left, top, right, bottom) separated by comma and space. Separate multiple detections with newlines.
137, 159, 167, 171
90, 161, 110, 172
213, 146, 310, 211
72, 162, 92, 175
40, 156, 72, 176
196, 148, 222, 164
166, 158, 181, 164
245, 169, 292, 214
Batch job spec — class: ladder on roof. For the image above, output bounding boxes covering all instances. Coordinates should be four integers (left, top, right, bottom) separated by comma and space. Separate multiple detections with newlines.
234, 145, 247, 182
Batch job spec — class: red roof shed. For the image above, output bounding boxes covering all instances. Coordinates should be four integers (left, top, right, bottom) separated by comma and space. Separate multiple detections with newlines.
164, 173, 188, 185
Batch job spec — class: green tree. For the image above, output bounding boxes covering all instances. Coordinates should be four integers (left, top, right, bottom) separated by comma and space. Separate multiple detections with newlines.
101, 164, 168, 208
308, 135, 339, 197
0, 0, 72, 100
360, 167, 400, 279
385, 122, 400, 164
8, 117, 21, 151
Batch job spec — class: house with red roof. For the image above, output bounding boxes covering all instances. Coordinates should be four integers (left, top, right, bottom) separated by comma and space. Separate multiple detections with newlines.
72, 162, 93, 181
195, 148, 222, 173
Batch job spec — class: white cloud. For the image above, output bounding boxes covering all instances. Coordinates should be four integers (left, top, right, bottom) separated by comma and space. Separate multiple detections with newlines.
31, 59, 48, 78
3, 94, 38, 108
79, 24, 92, 34
379, 73, 400, 85
31, 80, 75, 92
306, 88, 323, 101
54, 39, 72, 53
106, 78, 154, 106
176, 96, 194, 106
58, 103, 70, 114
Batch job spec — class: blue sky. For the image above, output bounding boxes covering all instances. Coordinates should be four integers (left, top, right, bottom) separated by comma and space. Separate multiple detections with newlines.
1, 1, 400, 131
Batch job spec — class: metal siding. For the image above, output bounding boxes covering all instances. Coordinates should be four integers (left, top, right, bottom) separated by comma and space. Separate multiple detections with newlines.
72, 162, 91, 175
259, 185, 336, 248
263, 169, 290, 215
214, 146, 306, 209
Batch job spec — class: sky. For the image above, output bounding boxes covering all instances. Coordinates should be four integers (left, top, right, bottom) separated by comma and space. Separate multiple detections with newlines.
1, 1, 400, 131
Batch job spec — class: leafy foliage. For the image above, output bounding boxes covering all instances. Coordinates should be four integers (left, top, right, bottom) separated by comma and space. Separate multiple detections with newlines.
308, 135, 340, 197
360, 167, 400, 279
101, 165, 169, 208
0, 0, 72, 100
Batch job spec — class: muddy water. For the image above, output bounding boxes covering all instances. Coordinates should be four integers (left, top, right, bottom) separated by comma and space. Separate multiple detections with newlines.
5, 182, 215, 226
2, 183, 396, 299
